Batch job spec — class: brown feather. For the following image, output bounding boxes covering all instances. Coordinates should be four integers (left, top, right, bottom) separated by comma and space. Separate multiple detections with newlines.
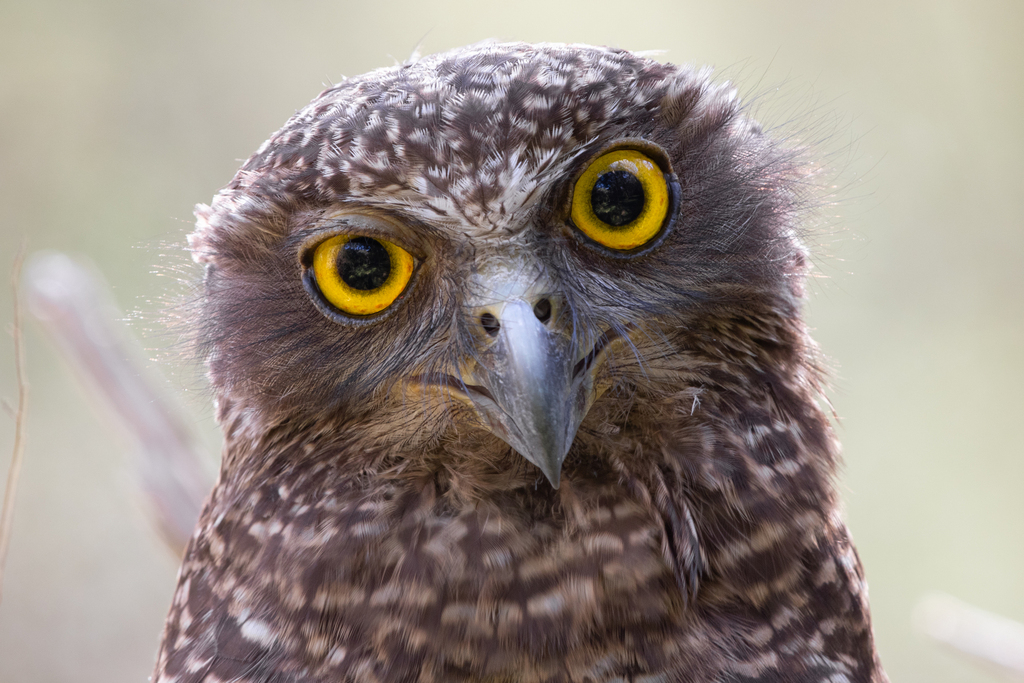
155, 42, 887, 682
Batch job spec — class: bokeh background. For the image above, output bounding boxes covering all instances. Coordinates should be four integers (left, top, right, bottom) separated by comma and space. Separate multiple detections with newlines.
1, 0, 1022, 680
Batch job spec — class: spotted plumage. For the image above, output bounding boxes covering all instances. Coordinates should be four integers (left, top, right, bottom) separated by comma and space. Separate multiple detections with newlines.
154, 42, 887, 682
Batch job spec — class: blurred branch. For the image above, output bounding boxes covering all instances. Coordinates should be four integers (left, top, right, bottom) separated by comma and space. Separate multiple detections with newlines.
915, 592, 1024, 681
23, 252, 211, 555
0, 247, 29, 608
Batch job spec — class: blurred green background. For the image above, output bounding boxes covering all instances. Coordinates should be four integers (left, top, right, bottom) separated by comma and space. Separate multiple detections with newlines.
1, 0, 1022, 680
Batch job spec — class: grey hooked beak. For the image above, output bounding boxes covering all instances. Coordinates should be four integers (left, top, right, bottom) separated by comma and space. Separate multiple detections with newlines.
461, 293, 602, 489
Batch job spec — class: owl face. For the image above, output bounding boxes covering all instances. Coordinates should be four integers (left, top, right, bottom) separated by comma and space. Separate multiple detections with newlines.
189, 43, 804, 487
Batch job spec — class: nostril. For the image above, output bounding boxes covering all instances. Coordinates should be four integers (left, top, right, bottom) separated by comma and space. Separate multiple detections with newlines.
480, 312, 500, 337
533, 298, 552, 324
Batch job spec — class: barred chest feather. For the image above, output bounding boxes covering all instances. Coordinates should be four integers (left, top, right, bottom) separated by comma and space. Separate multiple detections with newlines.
163, 467, 686, 680
156, 380, 880, 683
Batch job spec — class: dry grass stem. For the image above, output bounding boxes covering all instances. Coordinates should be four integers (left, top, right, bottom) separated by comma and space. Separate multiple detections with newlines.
0, 247, 29, 608
915, 593, 1024, 681
24, 253, 210, 555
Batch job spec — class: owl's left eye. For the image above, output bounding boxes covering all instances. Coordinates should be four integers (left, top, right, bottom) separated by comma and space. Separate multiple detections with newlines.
309, 234, 415, 316
570, 149, 670, 251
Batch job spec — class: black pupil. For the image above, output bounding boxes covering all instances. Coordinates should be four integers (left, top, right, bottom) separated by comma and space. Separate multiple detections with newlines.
336, 237, 391, 290
591, 170, 645, 227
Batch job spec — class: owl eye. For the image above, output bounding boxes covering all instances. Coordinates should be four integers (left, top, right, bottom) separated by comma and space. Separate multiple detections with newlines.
570, 149, 670, 251
310, 234, 415, 316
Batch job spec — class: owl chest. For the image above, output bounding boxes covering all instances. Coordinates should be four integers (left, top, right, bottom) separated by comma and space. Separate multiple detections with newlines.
298, 497, 687, 678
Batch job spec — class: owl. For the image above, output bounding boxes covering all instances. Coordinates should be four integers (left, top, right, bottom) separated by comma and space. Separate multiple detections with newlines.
153, 43, 887, 682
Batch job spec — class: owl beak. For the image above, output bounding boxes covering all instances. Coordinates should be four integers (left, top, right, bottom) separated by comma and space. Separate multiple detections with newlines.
461, 298, 596, 489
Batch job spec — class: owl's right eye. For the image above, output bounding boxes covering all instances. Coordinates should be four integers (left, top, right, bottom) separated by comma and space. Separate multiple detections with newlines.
570, 149, 670, 252
309, 234, 415, 316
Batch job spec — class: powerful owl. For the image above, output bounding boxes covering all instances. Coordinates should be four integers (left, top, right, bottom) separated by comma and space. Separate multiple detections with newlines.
153, 43, 887, 682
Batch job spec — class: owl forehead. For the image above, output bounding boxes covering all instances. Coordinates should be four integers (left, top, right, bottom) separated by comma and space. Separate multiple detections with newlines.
221, 43, 679, 240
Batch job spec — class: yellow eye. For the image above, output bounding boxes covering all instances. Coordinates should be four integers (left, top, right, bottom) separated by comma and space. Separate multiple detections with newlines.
570, 149, 670, 251
311, 234, 415, 316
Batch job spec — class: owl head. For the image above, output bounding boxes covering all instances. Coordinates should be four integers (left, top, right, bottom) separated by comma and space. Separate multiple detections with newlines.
188, 42, 810, 490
